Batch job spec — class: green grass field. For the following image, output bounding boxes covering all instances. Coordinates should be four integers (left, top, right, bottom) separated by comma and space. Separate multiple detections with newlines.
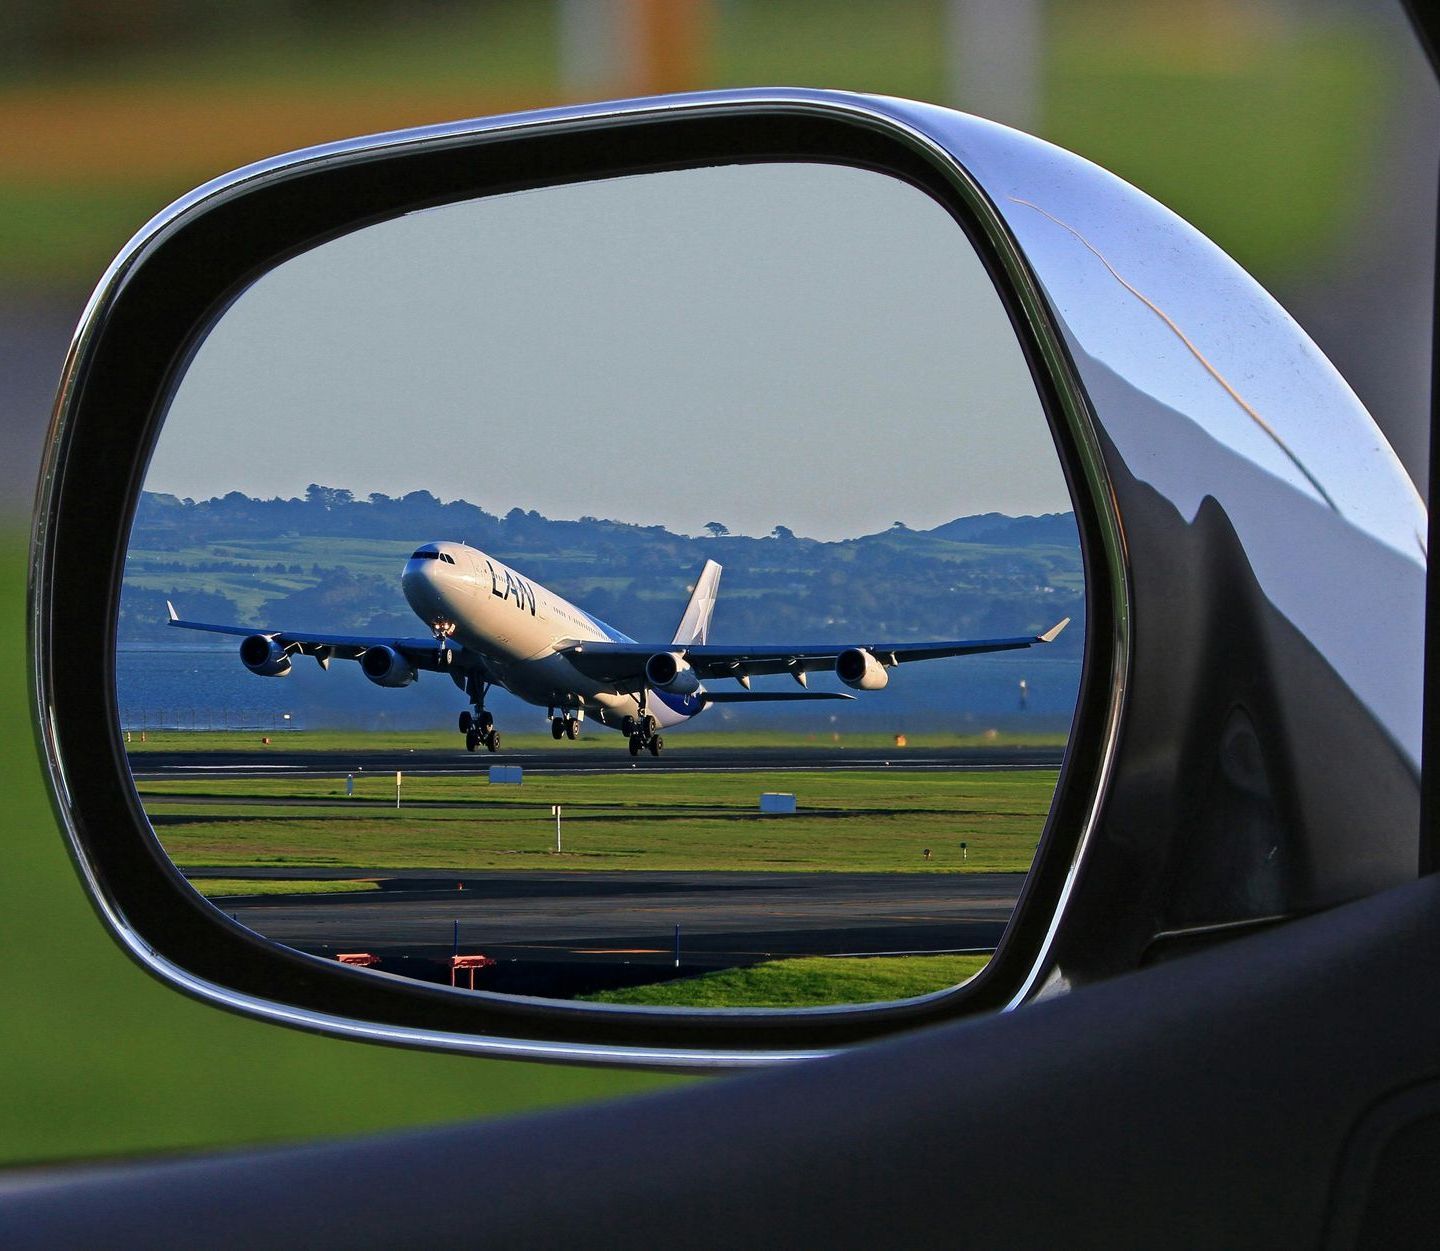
2, 3, 1388, 287
125, 535, 412, 619
190, 878, 380, 899
139, 768, 1056, 874
582, 954, 991, 1008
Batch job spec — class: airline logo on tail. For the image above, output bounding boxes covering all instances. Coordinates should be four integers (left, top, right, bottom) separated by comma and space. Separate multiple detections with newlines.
672, 559, 722, 646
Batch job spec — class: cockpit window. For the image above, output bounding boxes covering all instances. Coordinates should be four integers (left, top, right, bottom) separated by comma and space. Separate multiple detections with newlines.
411, 549, 439, 560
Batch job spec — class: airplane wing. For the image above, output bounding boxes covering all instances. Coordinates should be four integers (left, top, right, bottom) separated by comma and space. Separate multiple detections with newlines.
165, 602, 473, 674
558, 618, 1070, 686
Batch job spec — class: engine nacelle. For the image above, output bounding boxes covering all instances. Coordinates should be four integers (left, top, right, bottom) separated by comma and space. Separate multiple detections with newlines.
835, 647, 889, 691
361, 645, 418, 688
239, 634, 291, 678
645, 651, 701, 695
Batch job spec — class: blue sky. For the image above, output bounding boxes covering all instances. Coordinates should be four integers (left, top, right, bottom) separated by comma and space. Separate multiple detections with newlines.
147, 162, 1071, 540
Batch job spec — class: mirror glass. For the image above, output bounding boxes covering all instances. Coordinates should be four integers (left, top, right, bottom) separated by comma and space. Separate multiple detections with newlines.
119, 161, 1084, 1010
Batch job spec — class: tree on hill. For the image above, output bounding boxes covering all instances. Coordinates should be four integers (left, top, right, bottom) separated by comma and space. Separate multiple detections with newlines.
305, 484, 353, 510
121, 489, 1086, 655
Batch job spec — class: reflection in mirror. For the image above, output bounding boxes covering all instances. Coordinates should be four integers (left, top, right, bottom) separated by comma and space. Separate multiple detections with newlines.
119, 162, 1083, 1010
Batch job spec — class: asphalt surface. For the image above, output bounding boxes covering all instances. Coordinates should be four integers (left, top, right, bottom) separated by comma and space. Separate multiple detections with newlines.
132, 744, 1063, 779
149, 747, 1043, 997
197, 868, 1022, 997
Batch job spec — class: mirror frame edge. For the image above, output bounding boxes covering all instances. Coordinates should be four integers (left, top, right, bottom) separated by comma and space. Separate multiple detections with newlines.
28, 90, 1129, 1068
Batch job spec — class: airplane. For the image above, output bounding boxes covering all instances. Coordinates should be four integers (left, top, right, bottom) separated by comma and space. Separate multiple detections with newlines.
166, 542, 1070, 756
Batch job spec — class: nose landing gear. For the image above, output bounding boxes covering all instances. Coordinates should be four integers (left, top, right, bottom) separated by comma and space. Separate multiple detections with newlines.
550, 714, 582, 741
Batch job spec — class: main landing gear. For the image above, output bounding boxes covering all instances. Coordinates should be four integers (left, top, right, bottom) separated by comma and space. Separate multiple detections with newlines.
459, 708, 499, 753
458, 676, 499, 752
621, 713, 663, 757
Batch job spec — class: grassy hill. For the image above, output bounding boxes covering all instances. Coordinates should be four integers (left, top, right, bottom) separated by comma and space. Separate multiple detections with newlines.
121, 489, 1084, 655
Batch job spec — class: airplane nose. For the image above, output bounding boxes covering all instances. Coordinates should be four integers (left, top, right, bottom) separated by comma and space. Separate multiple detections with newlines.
402, 551, 449, 612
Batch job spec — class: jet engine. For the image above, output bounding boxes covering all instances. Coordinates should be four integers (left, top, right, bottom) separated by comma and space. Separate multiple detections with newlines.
361, 645, 418, 688
835, 647, 889, 690
239, 634, 292, 677
645, 651, 700, 695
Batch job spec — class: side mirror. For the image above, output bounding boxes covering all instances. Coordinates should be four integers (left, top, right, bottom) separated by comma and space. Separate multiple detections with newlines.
32, 90, 1423, 1066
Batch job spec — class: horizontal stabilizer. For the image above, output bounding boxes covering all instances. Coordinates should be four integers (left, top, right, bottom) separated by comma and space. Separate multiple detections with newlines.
699, 691, 854, 704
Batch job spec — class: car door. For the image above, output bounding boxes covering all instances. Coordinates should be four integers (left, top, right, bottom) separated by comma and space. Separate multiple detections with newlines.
3, 6, 1438, 1246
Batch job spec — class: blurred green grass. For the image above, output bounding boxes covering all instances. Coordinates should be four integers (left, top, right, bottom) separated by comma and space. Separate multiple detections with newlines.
0, 185, 170, 288
1046, 21, 1385, 278
5, 4, 559, 95
0, 534, 681, 1168
0, 2, 1391, 288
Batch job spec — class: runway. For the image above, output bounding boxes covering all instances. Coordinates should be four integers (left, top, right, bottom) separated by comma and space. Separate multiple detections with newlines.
134, 743, 1063, 779
151, 746, 1047, 997
196, 867, 1024, 998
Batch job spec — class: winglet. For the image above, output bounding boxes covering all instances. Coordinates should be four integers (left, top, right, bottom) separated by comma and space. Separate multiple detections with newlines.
166, 600, 179, 623
1038, 617, 1070, 644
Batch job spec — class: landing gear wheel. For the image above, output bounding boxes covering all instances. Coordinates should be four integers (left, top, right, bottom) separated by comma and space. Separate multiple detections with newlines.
643, 714, 658, 737
628, 734, 642, 757
458, 710, 473, 733
564, 718, 580, 740
551, 717, 564, 740
620, 716, 635, 739
486, 730, 501, 753
478, 710, 494, 732
465, 729, 480, 752
648, 735, 663, 757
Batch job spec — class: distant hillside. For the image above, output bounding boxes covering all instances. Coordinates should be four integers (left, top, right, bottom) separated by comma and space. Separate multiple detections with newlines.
120, 487, 1085, 657
925, 512, 1079, 548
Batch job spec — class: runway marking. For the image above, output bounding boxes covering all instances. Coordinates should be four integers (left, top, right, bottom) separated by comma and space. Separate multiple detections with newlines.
135, 763, 1057, 781
570, 947, 668, 954
163, 764, 304, 771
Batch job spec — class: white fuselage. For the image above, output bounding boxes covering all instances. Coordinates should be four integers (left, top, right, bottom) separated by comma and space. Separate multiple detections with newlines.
399, 542, 699, 729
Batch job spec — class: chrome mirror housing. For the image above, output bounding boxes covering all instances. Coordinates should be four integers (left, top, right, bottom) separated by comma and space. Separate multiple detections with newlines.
916, 97, 1426, 983
32, 89, 1423, 1066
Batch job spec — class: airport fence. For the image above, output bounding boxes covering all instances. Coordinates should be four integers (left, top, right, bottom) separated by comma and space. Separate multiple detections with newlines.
120, 708, 305, 732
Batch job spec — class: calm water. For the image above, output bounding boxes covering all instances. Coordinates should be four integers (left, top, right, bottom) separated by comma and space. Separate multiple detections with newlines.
116, 644, 1082, 734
